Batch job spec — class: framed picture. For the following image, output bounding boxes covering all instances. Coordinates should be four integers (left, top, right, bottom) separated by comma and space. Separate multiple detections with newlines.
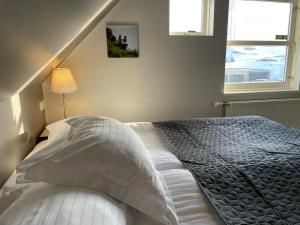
106, 24, 139, 58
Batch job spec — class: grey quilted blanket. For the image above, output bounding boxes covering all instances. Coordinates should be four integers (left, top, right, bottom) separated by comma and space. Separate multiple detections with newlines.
153, 116, 300, 225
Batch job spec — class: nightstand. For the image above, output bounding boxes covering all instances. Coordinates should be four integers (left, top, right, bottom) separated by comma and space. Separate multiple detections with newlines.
37, 129, 49, 143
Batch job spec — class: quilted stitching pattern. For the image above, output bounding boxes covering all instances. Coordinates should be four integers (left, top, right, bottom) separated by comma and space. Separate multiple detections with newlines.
153, 116, 300, 225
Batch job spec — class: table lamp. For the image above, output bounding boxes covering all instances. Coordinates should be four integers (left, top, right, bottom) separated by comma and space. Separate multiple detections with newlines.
51, 68, 77, 118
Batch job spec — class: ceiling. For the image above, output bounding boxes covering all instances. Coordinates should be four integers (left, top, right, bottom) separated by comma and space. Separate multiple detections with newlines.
0, 0, 118, 101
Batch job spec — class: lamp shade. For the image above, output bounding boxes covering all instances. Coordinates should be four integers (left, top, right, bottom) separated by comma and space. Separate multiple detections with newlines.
51, 68, 77, 94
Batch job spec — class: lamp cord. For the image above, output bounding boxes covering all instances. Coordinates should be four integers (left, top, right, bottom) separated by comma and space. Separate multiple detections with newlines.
62, 94, 66, 119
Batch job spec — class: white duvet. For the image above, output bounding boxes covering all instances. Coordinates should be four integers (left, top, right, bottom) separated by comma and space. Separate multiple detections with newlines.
0, 122, 224, 225
0, 184, 132, 225
16, 117, 178, 225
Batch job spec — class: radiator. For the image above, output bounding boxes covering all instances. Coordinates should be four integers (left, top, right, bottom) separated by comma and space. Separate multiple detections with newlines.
215, 98, 300, 128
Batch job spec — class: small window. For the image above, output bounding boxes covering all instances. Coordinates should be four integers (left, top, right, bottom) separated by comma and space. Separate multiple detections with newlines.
225, 0, 297, 93
169, 0, 214, 36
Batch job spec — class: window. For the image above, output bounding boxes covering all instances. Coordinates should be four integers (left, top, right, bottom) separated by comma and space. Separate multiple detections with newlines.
225, 0, 297, 92
169, 0, 214, 36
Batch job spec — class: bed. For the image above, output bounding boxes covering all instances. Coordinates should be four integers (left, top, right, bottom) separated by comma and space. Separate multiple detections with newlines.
0, 116, 299, 225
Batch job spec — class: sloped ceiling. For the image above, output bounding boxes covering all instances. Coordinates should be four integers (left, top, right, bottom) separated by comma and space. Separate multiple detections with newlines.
0, 0, 119, 101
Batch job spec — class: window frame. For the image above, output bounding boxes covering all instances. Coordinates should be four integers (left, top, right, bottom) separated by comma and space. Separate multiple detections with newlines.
169, 0, 214, 36
224, 0, 298, 93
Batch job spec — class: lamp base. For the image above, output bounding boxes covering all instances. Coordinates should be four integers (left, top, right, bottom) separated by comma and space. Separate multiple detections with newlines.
62, 94, 66, 119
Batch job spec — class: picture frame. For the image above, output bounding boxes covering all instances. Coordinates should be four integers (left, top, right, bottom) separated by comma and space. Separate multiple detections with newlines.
106, 23, 139, 58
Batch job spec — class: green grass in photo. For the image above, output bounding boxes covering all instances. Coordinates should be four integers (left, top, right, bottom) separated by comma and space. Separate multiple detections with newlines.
107, 40, 138, 58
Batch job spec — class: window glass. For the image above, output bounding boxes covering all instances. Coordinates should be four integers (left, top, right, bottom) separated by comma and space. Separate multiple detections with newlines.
227, 0, 291, 41
169, 0, 203, 33
225, 46, 287, 83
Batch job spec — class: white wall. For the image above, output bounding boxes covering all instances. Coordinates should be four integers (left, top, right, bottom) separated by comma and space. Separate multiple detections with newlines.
0, 0, 113, 101
43, 0, 300, 126
0, 85, 45, 186
43, 0, 229, 123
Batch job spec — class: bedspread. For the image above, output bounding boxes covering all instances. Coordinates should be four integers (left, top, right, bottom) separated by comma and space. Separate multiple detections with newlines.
153, 116, 300, 225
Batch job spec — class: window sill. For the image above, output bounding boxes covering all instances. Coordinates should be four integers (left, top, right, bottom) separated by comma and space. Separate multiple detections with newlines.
224, 88, 300, 101
169, 32, 213, 37
224, 88, 300, 95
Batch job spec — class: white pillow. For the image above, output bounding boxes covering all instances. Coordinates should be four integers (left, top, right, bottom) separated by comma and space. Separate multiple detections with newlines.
46, 116, 108, 143
17, 117, 179, 225
0, 184, 133, 225
46, 118, 71, 143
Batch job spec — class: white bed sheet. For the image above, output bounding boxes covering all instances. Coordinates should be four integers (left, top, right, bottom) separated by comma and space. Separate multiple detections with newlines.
130, 123, 224, 225
0, 122, 224, 225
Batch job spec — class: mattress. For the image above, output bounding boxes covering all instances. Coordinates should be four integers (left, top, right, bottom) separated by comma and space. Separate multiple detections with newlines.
0, 122, 224, 225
